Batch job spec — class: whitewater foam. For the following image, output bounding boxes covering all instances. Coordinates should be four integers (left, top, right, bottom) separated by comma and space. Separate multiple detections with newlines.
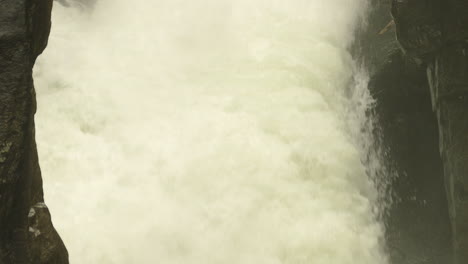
34, 1, 387, 263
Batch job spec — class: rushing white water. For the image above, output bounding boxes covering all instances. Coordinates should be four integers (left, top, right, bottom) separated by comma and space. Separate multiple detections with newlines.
34, 0, 387, 263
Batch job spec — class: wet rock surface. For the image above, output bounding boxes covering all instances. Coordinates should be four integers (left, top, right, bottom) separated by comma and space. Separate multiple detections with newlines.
361, 0, 468, 263
0, 0, 68, 263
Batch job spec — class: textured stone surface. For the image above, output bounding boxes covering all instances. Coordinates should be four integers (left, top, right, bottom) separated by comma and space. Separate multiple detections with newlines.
431, 46, 468, 262
362, 0, 468, 263
369, 50, 452, 264
391, 0, 442, 62
421, 1, 468, 262
0, 0, 68, 263
358, 0, 457, 263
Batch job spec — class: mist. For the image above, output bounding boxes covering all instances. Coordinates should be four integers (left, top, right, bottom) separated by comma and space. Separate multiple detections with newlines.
34, 1, 387, 263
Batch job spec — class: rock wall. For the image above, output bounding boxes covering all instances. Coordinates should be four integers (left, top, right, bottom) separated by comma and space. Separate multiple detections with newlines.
0, 1, 68, 263
393, 0, 468, 262
357, 2, 452, 263
361, 0, 468, 263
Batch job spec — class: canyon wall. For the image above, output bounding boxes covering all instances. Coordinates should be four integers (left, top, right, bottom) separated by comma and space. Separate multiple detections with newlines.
1, 0, 467, 263
0, 1, 68, 263
361, 0, 468, 263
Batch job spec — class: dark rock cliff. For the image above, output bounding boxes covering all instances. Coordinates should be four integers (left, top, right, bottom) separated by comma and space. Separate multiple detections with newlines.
0, 1, 68, 263
360, 0, 468, 263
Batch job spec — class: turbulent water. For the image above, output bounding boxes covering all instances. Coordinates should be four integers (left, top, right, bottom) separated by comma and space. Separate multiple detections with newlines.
34, 0, 387, 263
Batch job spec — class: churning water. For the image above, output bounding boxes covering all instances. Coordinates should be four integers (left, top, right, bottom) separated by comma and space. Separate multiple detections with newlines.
34, 0, 388, 263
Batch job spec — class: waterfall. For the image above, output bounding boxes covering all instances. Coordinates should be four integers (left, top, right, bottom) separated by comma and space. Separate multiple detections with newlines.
34, 0, 388, 263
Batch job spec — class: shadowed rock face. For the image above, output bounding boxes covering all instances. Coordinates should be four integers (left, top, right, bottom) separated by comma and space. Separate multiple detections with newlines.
357, 2, 452, 263
361, 0, 468, 263
0, 1, 68, 263
392, 0, 468, 262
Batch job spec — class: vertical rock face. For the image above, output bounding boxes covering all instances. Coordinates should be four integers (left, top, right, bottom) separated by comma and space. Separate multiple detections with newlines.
0, 1, 68, 263
362, 0, 468, 263
357, 2, 452, 263
391, 0, 468, 262
429, 10, 468, 264
391, 0, 442, 61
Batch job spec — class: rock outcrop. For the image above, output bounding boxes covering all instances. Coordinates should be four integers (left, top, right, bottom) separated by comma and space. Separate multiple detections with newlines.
361, 0, 468, 263
0, 1, 68, 263
393, 0, 468, 262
